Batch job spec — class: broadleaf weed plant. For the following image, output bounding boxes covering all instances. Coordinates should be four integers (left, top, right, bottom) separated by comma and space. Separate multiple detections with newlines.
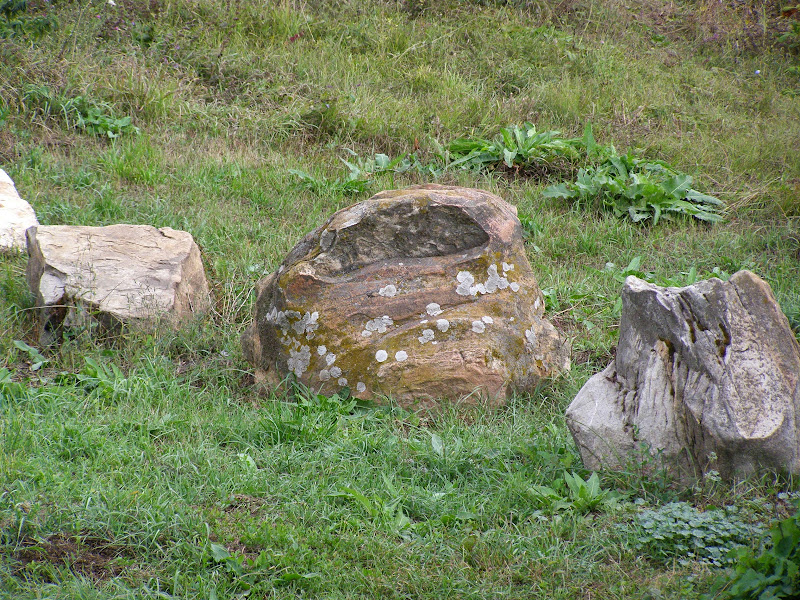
635, 501, 764, 567
291, 123, 724, 225
705, 498, 800, 600
22, 85, 140, 139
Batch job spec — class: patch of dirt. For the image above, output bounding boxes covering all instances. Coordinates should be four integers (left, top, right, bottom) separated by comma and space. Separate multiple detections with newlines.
15, 533, 133, 581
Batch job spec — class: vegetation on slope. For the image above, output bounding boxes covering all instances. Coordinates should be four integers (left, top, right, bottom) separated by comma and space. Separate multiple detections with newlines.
1, 0, 799, 597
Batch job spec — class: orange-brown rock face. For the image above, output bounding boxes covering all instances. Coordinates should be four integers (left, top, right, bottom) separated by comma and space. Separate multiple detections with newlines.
242, 184, 570, 408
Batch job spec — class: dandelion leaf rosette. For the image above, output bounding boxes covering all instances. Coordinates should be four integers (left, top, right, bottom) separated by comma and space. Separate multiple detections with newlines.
242, 184, 570, 408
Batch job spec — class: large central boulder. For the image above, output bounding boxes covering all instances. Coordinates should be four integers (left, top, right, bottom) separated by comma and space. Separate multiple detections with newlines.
242, 184, 569, 408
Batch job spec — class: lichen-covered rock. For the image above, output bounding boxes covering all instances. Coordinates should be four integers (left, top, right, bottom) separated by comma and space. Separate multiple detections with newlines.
26, 224, 211, 344
0, 169, 38, 253
566, 271, 800, 480
242, 184, 570, 408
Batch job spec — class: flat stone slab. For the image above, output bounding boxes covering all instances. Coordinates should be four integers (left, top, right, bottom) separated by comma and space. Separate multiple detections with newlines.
26, 224, 211, 344
0, 169, 38, 253
242, 184, 570, 409
566, 271, 800, 480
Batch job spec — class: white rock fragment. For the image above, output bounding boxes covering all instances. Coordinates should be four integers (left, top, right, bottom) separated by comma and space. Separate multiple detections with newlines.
379, 284, 397, 297
376, 350, 388, 362
418, 329, 435, 344
436, 319, 449, 332
426, 302, 443, 316
395, 350, 408, 362
472, 321, 486, 333
0, 169, 38, 253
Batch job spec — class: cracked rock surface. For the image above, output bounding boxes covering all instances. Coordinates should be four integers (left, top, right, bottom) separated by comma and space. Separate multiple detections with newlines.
566, 271, 800, 479
26, 224, 210, 344
242, 184, 570, 409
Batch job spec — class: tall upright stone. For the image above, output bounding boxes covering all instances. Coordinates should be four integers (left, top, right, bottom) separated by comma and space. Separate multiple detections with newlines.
566, 271, 800, 479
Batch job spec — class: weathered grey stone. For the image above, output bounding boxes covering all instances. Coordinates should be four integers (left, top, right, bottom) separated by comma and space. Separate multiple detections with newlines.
0, 169, 38, 253
242, 184, 570, 409
26, 224, 211, 344
566, 271, 800, 479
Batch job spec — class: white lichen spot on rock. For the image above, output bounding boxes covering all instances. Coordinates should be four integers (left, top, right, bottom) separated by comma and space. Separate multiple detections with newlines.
456, 265, 512, 296
379, 284, 397, 297
317, 345, 327, 356
484, 264, 504, 293
418, 329, 435, 344
482, 316, 493, 324
291, 311, 319, 335
365, 315, 393, 334
361, 329, 372, 337
330, 366, 342, 378
287, 345, 311, 377
510, 282, 520, 292
426, 302, 443, 316
533, 297, 541, 311
436, 319, 450, 332
357, 382, 366, 393
376, 350, 388, 362
338, 377, 348, 387
472, 321, 486, 333
525, 328, 537, 346
319, 369, 331, 381
325, 353, 336, 366
502, 262, 514, 272
395, 350, 408, 362
456, 271, 475, 296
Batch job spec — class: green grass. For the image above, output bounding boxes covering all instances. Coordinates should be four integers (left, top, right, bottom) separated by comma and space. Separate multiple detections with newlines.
1, 0, 799, 597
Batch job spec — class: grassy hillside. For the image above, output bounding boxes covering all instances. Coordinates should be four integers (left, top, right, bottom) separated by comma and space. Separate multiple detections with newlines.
1, 0, 799, 597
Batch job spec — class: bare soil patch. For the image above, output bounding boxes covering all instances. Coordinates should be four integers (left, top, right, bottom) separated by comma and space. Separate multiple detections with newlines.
15, 533, 133, 581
